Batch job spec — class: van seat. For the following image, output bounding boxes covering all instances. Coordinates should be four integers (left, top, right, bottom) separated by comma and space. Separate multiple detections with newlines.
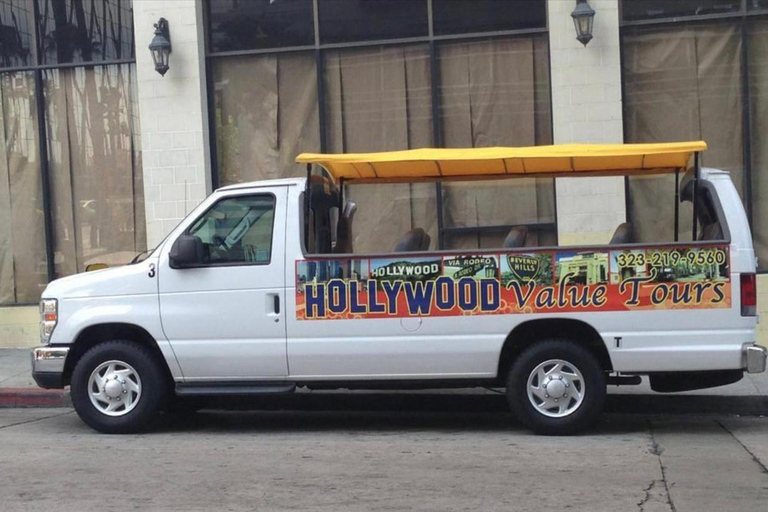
609, 223, 634, 245
700, 222, 724, 241
393, 228, 431, 252
503, 227, 528, 248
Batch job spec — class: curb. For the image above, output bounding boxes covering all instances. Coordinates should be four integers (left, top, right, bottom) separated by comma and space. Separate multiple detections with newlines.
0, 388, 71, 408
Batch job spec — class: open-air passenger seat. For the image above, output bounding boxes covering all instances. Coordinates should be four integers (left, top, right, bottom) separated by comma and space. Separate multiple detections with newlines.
609, 222, 634, 245
393, 228, 431, 252
503, 227, 528, 248
700, 222, 724, 241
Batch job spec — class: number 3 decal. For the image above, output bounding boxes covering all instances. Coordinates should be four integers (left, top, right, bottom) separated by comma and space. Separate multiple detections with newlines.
148, 263, 156, 278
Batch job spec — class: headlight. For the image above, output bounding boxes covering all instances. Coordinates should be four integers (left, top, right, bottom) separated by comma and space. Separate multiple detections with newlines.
39, 299, 58, 345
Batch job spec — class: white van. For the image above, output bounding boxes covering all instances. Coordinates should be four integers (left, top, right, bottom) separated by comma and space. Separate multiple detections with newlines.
31, 142, 766, 435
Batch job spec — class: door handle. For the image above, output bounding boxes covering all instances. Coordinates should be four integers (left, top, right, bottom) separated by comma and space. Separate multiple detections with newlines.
266, 294, 281, 322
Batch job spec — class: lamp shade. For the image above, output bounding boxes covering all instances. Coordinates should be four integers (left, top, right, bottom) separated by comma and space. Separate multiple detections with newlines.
571, 0, 595, 46
149, 18, 171, 76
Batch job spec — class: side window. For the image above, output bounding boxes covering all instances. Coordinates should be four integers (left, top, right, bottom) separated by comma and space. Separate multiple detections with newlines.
188, 195, 276, 265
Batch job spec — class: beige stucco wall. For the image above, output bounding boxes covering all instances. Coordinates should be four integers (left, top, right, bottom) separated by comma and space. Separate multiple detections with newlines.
0, 306, 37, 348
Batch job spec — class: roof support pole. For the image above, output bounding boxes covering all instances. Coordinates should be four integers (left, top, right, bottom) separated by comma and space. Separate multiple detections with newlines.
692, 153, 700, 241
674, 167, 680, 242
305, 163, 312, 251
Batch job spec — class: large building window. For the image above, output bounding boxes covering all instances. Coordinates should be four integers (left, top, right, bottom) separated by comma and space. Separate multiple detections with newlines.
623, 21, 744, 243
324, 45, 435, 253
206, 0, 553, 254
749, 18, 768, 265
318, 0, 428, 44
0, 71, 47, 304
45, 64, 144, 275
213, 52, 319, 185
432, 0, 547, 35
438, 36, 554, 249
207, 0, 315, 52
620, 2, 768, 268
0, 1, 34, 67
0, 0, 142, 305
37, 0, 135, 64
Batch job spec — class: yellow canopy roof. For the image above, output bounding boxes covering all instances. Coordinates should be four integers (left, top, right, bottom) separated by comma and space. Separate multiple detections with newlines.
295, 142, 707, 184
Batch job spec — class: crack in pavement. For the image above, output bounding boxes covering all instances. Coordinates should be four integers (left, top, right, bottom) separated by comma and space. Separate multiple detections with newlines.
648, 420, 677, 512
0, 410, 74, 431
636, 480, 657, 511
716, 420, 768, 475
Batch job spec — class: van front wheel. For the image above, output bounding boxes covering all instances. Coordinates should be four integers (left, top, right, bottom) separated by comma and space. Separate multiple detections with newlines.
506, 340, 606, 435
71, 340, 168, 434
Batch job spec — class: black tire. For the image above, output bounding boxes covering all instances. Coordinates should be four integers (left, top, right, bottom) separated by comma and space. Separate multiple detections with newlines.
506, 340, 606, 435
70, 340, 169, 434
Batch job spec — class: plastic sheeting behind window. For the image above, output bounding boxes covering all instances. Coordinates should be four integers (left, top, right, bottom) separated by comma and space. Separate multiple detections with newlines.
324, 45, 437, 254
438, 37, 555, 249
0, 71, 47, 304
214, 52, 320, 185
45, 64, 145, 276
749, 19, 768, 269
623, 22, 744, 244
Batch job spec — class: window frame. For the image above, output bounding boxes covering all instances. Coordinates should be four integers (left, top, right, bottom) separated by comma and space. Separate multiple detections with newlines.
183, 192, 278, 269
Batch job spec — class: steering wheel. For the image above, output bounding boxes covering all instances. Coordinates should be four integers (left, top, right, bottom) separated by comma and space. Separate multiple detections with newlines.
209, 235, 229, 261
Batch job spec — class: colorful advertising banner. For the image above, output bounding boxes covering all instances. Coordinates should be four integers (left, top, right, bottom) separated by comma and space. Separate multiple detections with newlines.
295, 246, 731, 320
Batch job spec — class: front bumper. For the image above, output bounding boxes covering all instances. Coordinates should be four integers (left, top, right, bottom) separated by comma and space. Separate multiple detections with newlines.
744, 344, 767, 374
31, 346, 70, 389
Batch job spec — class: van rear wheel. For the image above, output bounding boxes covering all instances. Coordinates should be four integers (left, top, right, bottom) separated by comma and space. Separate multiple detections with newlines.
71, 340, 168, 434
506, 340, 606, 435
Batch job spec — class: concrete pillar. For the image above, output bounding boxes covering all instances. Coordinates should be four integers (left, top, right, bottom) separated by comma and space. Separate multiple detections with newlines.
548, 0, 625, 246
133, 0, 212, 248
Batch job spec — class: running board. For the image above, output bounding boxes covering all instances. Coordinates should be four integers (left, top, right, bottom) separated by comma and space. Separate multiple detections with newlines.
606, 375, 642, 386
175, 382, 297, 396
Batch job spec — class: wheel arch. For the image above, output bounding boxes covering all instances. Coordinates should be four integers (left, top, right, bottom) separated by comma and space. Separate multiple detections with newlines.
62, 323, 172, 387
496, 318, 613, 384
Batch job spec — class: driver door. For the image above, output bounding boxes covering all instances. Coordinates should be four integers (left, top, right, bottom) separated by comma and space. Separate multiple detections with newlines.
158, 188, 288, 381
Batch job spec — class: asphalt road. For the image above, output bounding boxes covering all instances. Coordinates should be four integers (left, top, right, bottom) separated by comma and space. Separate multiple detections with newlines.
1, 400, 767, 512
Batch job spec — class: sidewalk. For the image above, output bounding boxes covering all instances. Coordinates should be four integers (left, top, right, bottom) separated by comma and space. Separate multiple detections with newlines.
0, 349, 70, 407
2, 347, 768, 412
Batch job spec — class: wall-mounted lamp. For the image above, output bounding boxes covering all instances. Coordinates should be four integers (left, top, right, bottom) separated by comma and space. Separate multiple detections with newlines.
571, 0, 595, 47
149, 17, 171, 76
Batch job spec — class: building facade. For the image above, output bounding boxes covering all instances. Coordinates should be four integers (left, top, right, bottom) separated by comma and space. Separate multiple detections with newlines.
2, 0, 768, 347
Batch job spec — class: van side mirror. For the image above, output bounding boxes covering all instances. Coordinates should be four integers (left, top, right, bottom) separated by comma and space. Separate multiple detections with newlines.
169, 235, 204, 268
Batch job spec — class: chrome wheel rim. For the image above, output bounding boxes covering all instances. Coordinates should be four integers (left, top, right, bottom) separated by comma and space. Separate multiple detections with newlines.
526, 359, 585, 418
88, 360, 142, 417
